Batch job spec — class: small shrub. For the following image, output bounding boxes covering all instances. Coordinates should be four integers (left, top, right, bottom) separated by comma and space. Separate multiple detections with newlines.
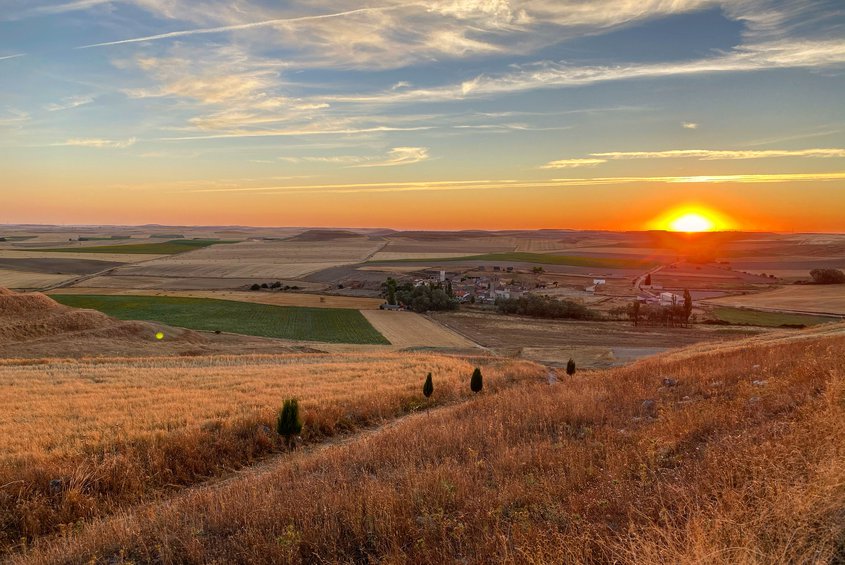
276, 398, 303, 447
470, 367, 483, 393
566, 358, 576, 376
250, 283, 261, 291
423, 373, 433, 398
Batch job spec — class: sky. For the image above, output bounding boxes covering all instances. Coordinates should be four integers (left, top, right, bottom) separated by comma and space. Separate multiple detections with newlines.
1, 0, 844, 231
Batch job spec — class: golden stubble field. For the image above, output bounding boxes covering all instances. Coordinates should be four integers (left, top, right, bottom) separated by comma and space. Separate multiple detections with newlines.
705, 284, 845, 316
11, 323, 845, 564
0, 352, 545, 553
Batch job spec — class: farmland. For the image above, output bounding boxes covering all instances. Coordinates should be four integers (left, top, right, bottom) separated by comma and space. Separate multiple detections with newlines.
29, 239, 231, 255
710, 306, 839, 327
706, 284, 845, 316
431, 310, 762, 367
48, 287, 384, 310
51, 294, 389, 344
8, 322, 845, 564
371, 251, 658, 269
361, 310, 478, 349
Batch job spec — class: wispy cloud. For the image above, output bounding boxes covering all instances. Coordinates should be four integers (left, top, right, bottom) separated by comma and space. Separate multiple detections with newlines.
77, 5, 410, 49
164, 171, 845, 197
542, 147, 845, 168
354, 146, 429, 167
592, 148, 845, 160
682, 122, 698, 129
327, 38, 845, 104
0, 54, 25, 61
158, 126, 432, 141
61, 137, 137, 148
44, 95, 95, 112
0, 109, 30, 128
540, 158, 606, 169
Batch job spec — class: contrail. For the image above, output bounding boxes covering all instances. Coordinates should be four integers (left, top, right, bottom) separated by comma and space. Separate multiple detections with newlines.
77, 5, 412, 49
0, 54, 25, 61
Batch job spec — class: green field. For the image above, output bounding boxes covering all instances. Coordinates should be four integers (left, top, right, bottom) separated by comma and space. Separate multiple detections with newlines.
372, 252, 656, 269
28, 239, 233, 254
51, 295, 389, 344
711, 306, 838, 327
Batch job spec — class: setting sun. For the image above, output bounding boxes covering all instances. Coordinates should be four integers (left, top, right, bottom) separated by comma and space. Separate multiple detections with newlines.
669, 212, 716, 232
649, 205, 734, 232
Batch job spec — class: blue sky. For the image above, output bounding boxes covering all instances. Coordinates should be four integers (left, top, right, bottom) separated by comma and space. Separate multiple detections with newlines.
1, 0, 844, 230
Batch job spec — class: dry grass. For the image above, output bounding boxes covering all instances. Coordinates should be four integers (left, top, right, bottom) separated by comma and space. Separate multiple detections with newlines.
0, 351, 543, 553
9, 324, 844, 564
706, 284, 845, 316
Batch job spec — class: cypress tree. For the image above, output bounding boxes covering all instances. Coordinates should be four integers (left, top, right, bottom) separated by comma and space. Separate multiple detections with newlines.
683, 288, 693, 324
276, 398, 303, 448
423, 372, 433, 398
566, 358, 576, 376
470, 367, 483, 393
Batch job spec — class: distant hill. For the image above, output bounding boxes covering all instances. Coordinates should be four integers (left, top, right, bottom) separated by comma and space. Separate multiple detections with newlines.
286, 229, 367, 242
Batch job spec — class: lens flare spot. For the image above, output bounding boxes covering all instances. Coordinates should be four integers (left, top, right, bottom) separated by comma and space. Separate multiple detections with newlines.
155, 331, 164, 340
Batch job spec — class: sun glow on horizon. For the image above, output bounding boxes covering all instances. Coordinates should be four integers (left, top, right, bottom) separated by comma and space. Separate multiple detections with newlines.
650, 205, 734, 232
669, 212, 715, 232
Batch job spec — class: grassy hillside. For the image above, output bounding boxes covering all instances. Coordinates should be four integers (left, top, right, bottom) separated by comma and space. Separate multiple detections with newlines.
372, 251, 657, 269
0, 353, 543, 555
51, 294, 389, 344
11, 323, 845, 564
27, 239, 231, 254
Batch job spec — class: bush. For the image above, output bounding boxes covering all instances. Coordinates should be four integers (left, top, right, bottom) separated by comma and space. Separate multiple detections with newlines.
810, 269, 845, 284
276, 398, 303, 447
423, 373, 433, 398
470, 367, 483, 393
566, 358, 576, 376
495, 295, 596, 320
250, 283, 261, 291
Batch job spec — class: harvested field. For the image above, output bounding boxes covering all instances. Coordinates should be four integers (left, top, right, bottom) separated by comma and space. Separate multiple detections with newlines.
0, 257, 123, 274
51, 294, 389, 344
380, 236, 514, 254
11, 324, 845, 564
710, 306, 839, 327
431, 311, 763, 367
361, 310, 479, 349
370, 251, 472, 261
0, 270, 74, 289
705, 284, 845, 316
0, 250, 157, 263
49, 288, 383, 309
108, 239, 385, 280
28, 239, 232, 254
372, 252, 658, 269
72, 275, 327, 291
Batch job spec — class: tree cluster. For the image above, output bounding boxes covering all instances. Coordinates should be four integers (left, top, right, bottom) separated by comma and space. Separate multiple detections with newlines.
250, 281, 301, 291
382, 278, 458, 313
495, 294, 596, 320
627, 302, 690, 327
809, 269, 845, 284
